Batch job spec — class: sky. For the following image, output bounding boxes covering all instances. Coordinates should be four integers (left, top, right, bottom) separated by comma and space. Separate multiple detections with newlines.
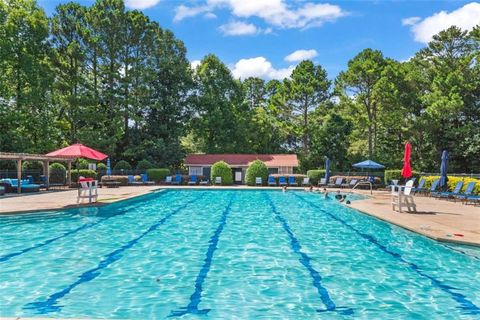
37, 0, 480, 80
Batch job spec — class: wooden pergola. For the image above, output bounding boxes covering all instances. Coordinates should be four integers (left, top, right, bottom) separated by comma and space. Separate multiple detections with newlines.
0, 152, 74, 193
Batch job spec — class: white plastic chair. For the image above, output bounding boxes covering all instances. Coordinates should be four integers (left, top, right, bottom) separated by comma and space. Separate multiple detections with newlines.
215, 177, 222, 185
303, 177, 310, 186
255, 177, 262, 185
77, 179, 98, 204
392, 180, 417, 213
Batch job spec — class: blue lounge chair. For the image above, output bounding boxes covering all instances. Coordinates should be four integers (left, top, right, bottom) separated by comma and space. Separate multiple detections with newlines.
454, 182, 476, 202
268, 176, 276, 186
199, 178, 209, 185
328, 177, 344, 188
128, 175, 143, 186
141, 173, 155, 185
0, 178, 40, 193
435, 181, 463, 199
465, 195, 480, 205
302, 177, 310, 186
288, 176, 297, 186
412, 178, 426, 194
428, 179, 441, 197
279, 176, 287, 186
172, 174, 182, 185
188, 175, 197, 185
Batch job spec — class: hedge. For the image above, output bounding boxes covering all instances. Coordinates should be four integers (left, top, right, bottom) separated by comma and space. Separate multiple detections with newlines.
22, 161, 43, 170
101, 175, 129, 186
49, 163, 66, 184
72, 169, 97, 182
147, 168, 170, 183
114, 160, 132, 170
76, 158, 90, 169
307, 169, 326, 185
245, 160, 269, 186
384, 169, 420, 185
137, 159, 154, 171
97, 163, 107, 170
211, 161, 233, 185
420, 175, 480, 194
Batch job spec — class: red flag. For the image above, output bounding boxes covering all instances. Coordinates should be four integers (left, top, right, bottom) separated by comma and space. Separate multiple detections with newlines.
401, 142, 412, 178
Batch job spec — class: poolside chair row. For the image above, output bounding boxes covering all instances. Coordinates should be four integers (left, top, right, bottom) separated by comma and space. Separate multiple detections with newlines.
412, 178, 479, 205
165, 175, 210, 185
127, 174, 155, 186
318, 177, 359, 189
266, 176, 307, 186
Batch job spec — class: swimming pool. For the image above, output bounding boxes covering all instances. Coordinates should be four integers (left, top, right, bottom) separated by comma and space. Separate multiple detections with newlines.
1, 189, 479, 319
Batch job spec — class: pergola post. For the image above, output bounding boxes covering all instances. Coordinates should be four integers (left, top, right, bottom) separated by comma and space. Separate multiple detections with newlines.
17, 159, 22, 194
67, 161, 72, 187
46, 161, 50, 190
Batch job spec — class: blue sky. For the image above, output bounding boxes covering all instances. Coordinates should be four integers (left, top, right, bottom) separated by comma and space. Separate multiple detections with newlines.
38, 0, 480, 80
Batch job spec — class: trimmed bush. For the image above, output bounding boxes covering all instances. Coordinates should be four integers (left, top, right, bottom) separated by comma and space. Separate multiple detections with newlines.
97, 163, 107, 170
49, 163, 66, 184
307, 169, 326, 185
101, 175, 129, 186
72, 169, 97, 183
146, 168, 170, 183
384, 169, 420, 185
22, 161, 43, 170
245, 160, 269, 186
76, 158, 90, 169
211, 161, 233, 185
114, 160, 132, 170
420, 175, 480, 194
137, 159, 153, 171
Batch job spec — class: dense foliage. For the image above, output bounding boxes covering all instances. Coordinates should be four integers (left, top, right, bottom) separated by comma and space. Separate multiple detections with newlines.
146, 168, 170, 182
136, 159, 153, 171
49, 163, 66, 183
1, 0, 479, 174
210, 161, 233, 185
72, 169, 97, 182
113, 160, 132, 170
245, 160, 269, 186
306, 169, 326, 185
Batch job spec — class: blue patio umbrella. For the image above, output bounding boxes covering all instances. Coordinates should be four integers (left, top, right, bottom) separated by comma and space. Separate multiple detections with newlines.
324, 158, 331, 183
439, 150, 448, 190
106, 158, 112, 176
352, 160, 385, 169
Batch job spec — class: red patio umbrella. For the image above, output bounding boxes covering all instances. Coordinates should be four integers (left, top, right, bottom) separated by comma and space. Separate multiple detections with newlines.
47, 143, 108, 161
401, 142, 412, 178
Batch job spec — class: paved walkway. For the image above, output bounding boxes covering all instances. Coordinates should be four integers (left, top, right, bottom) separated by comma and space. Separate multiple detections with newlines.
0, 186, 479, 246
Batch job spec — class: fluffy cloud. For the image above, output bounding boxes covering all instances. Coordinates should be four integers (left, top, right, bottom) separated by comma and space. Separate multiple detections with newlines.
174, 0, 347, 29
401, 17, 420, 26
404, 2, 480, 43
125, 0, 160, 10
284, 49, 318, 62
231, 57, 295, 80
219, 21, 258, 36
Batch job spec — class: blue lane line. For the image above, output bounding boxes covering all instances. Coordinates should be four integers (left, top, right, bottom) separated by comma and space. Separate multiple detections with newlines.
23, 193, 203, 315
0, 191, 172, 263
293, 193, 480, 316
265, 193, 353, 316
170, 194, 235, 317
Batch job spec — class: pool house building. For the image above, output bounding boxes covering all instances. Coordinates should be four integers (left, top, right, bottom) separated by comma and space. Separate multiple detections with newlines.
185, 154, 299, 184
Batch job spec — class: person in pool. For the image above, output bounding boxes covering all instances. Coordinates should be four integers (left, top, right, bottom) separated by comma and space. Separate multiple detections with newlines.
339, 194, 347, 202
335, 190, 342, 200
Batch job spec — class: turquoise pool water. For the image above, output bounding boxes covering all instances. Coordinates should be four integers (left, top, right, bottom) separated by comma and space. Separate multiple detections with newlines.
0, 189, 479, 319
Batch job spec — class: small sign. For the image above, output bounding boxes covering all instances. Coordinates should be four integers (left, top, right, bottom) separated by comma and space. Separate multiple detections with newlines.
88, 163, 97, 171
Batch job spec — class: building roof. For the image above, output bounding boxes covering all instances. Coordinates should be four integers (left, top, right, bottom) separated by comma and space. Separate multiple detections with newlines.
185, 154, 299, 167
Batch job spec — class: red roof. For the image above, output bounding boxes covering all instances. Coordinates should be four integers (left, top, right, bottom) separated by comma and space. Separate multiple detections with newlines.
185, 154, 298, 167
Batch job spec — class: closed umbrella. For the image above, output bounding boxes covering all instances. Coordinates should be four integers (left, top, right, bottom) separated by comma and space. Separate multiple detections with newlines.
439, 150, 449, 191
401, 142, 412, 179
324, 158, 331, 184
106, 158, 112, 176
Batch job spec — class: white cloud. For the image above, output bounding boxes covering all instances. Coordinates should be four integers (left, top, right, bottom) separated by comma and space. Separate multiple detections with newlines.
285, 49, 318, 62
174, 0, 347, 29
204, 12, 217, 19
191, 60, 201, 70
404, 2, 480, 43
231, 56, 295, 80
219, 21, 258, 36
125, 0, 160, 10
401, 16, 420, 26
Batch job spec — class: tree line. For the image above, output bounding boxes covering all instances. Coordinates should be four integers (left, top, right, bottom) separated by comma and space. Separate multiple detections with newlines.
0, 0, 479, 173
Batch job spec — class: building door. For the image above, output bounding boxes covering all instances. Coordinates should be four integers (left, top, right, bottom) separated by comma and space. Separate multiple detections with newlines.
202, 167, 211, 179
233, 168, 243, 184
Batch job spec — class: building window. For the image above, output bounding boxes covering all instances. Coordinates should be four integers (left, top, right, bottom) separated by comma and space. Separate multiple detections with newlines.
278, 166, 292, 174
189, 166, 202, 176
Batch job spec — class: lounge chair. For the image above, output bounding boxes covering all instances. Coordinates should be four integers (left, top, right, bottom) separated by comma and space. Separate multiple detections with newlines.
435, 181, 463, 200
172, 174, 182, 185
302, 177, 310, 186
427, 179, 440, 197
188, 175, 197, 185
255, 177, 262, 186
328, 177, 344, 188
0, 178, 40, 193
317, 178, 327, 186
465, 195, 480, 205
268, 176, 276, 186
141, 174, 155, 185
288, 176, 298, 186
342, 179, 358, 188
214, 177, 222, 185
412, 178, 426, 195
279, 176, 287, 186
454, 182, 476, 202
165, 176, 172, 184
128, 175, 143, 186
391, 179, 416, 213
199, 178, 210, 185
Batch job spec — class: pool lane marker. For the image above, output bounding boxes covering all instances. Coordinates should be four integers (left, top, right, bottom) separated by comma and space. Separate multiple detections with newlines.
170, 193, 235, 317
23, 193, 204, 315
293, 193, 480, 316
265, 193, 354, 316
0, 190, 173, 264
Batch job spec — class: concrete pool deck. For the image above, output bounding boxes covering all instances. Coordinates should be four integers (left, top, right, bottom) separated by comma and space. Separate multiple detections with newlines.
0, 185, 479, 246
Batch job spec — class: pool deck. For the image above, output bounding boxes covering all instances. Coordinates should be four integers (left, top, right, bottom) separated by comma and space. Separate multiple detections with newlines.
0, 186, 479, 246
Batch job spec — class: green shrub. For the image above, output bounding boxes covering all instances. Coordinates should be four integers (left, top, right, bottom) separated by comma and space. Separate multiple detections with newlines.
114, 160, 132, 170
211, 161, 233, 185
101, 175, 129, 186
384, 169, 420, 185
307, 169, 326, 185
137, 159, 153, 171
146, 168, 170, 183
22, 161, 43, 170
245, 160, 269, 186
420, 175, 480, 193
49, 163, 66, 184
76, 158, 90, 169
96, 163, 107, 170
72, 169, 97, 182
